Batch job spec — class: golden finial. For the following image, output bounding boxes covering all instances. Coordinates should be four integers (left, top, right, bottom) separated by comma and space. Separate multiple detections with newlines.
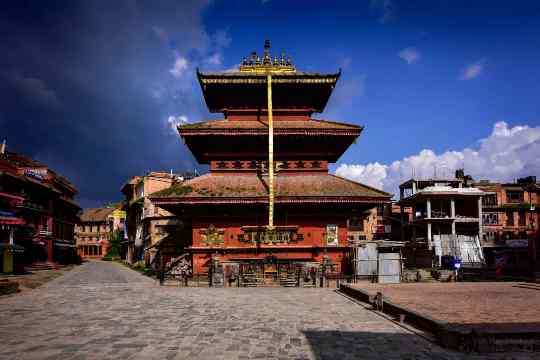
263, 39, 271, 65
238, 41, 296, 73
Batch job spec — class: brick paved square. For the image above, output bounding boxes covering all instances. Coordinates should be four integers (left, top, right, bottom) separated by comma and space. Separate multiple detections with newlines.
0, 262, 534, 359
351, 282, 540, 332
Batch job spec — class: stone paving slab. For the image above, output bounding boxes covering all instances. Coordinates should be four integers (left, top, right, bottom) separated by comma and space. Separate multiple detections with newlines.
0, 262, 535, 359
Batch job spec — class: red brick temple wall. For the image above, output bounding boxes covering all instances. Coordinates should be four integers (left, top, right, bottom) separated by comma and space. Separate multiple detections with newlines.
189, 215, 350, 274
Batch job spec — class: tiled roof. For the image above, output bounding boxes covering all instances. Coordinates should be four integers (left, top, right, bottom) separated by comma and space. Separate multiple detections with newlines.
80, 207, 116, 222
179, 119, 362, 134
151, 173, 391, 203
0, 151, 78, 194
0, 151, 46, 168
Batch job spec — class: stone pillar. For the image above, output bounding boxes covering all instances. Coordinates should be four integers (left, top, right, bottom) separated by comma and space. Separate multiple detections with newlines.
478, 197, 483, 241
9, 228, 14, 245
427, 223, 432, 250
426, 199, 432, 218
47, 238, 53, 263
400, 204, 405, 241
412, 182, 417, 195
451, 199, 456, 235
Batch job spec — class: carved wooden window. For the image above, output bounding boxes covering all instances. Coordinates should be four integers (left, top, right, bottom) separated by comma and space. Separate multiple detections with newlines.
234, 160, 242, 169
312, 161, 321, 169
296, 160, 305, 168
217, 161, 227, 169
507, 191, 524, 203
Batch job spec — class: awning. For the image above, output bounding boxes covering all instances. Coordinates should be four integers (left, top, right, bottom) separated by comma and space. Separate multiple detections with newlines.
0, 216, 25, 225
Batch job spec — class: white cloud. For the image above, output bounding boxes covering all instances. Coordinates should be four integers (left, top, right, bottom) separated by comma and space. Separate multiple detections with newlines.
167, 115, 190, 133
335, 163, 387, 190
212, 29, 231, 50
169, 56, 189, 78
460, 60, 484, 80
398, 47, 420, 64
205, 53, 222, 65
335, 121, 540, 197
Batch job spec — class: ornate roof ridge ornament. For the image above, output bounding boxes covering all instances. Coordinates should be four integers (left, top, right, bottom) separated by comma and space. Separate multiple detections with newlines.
239, 40, 296, 74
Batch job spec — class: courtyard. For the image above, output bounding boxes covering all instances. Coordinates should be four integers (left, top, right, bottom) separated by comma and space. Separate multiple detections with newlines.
0, 262, 534, 359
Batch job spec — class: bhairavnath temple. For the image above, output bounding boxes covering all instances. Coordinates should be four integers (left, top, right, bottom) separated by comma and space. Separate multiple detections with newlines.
151, 41, 391, 285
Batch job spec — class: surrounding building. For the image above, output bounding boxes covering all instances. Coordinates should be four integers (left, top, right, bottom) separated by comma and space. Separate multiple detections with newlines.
75, 206, 125, 258
120, 172, 186, 265
474, 176, 540, 274
399, 176, 485, 268
150, 41, 391, 284
0, 143, 80, 273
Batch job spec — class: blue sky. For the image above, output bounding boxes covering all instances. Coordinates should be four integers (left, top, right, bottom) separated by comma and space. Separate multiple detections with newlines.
1, 0, 539, 206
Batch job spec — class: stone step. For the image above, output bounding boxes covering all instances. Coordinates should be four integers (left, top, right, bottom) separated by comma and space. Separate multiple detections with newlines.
24, 262, 59, 271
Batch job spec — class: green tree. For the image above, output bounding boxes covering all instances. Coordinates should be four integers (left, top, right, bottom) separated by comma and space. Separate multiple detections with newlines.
104, 229, 122, 260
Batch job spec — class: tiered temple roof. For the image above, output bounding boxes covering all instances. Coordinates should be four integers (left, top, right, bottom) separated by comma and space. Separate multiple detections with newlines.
155, 40, 391, 206
151, 173, 390, 205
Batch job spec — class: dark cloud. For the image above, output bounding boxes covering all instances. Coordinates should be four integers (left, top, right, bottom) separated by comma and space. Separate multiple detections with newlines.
0, 0, 224, 208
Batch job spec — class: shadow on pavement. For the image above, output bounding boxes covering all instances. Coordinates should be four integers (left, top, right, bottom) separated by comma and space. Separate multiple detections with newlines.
302, 330, 448, 360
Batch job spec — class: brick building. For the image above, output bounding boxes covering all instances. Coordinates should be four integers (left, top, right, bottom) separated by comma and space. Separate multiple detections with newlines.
75, 206, 125, 258
0, 143, 80, 273
474, 176, 540, 273
121, 172, 186, 265
150, 41, 391, 283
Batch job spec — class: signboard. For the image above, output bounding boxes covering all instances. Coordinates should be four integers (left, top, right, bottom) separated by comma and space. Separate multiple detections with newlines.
24, 168, 47, 181
0, 210, 16, 217
112, 209, 126, 218
326, 224, 338, 246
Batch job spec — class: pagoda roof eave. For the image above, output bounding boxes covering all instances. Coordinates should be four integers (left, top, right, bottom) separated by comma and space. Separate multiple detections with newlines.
197, 68, 341, 81
177, 119, 363, 135
178, 128, 363, 137
196, 69, 341, 113
151, 196, 390, 206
